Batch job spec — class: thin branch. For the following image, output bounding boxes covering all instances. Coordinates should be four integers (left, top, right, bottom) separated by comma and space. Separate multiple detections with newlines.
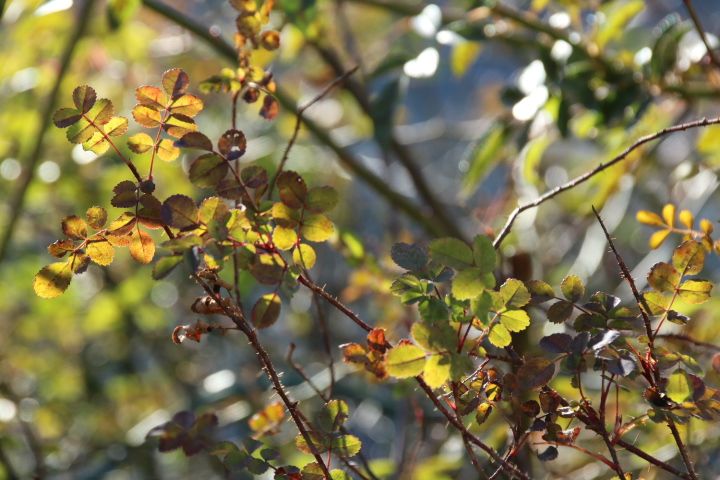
615, 438, 690, 479
592, 207, 656, 353
268, 65, 360, 196
667, 418, 698, 480
657, 333, 720, 351
141, 0, 446, 238
682, 0, 720, 72
0, 0, 97, 265
493, 116, 720, 248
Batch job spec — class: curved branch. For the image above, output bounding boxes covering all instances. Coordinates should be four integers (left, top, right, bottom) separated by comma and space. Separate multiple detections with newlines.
493, 116, 720, 248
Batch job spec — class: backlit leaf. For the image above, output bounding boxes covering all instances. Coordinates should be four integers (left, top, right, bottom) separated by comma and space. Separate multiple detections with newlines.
157, 138, 180, 162
161, 194, 198, 229
472, 235, 496, 272
162, 68, 190, 99
72, 85, 96, 113
488, 323, 512, 347
429, 237, 473, 270
62, 215, 87, 239
189, 154, 228, 188
678, 280, 712, 304
86, 206, 107, 229
305, 186, 339, 213
647, 262, 680, 292
130, 229, 155, 264
33, 261, 73, 298
128, 133, 155, 154
53, 108, 82, 128
249, 402, 284, 436
277, 171, 307, 208
87, 239, 114, 266
302, 214, 334, 242
636, 210, 665, 226
251, 293, 281, 328
452, 267, 494, 300
386, 344, 426, 378
423, 354, 451, 388
499, 278, 530, 308
135, 85, 168, 109
132, 104, 162, 128
560, 275, 584, 302
672, 240, 704, 275
153, 255, 183, 279
649, 229, 671, 249
169, 94, 203, 117
164, 113, 196, 138
293, 243, 316, 269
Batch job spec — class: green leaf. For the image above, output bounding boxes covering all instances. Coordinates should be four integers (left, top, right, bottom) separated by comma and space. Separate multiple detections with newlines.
161, 194, 198, 229
452, 267, 494, 300
292, 243, 317, 269
251, 293, 281, 328
488, 323, 512, 347
189, 154, 228, 188
277, 171, 307, 208
305, 186, 339, 213
472, 235, 496, 272
648, 262, 680, 293
66, 98, 114, 144
526, 279, 554, 303
386, 344, 426, 378
672, 240, 705, 275
499, 278, 530, 309
643, 291, 672, 314
418, 297, 449, 323
175, 131, 213, 151
317, 399, 349, 432
499, 309, 530, 332
429, 237, 473, 270
391, 242, 428, 271
152, 255, 183, 279
107, 0, 141, 28
461, 123, 507, 197
411, 322, 456, 353
33, 261, 73, 298
423, 355, 451, 388
560, 275, 585, 302
678, 280, 712, 304
302, 214, 334, 242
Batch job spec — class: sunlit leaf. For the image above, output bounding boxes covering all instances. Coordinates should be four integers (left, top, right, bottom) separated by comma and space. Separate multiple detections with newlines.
636, 210, 665, 226
429, 237, 473, 270
169, 94, 203, 117
129, 229, 155, 264
277, 171, 307, 208
293, 243, 316, 269
132, 104, 163, 128
72, 85, 97, 113
86, 206, 107, 229
301, 214, 334, 242
62, 215, 88, 239
249, 402, 284, 436
560, 275, 584, 302
157, 138, 180, 162
386, 344, 426, 378
672, 240, 704, 275
162, 68, 190, 100
164, 113, 197, 138
33, 261, 73, 298
251, 293, 281, 328
647, 262, 680, 292
87, 239, 114, 266
189, 154, 228, 188
452, 267, 494, 300
499, 278, 530, 308
678, 280, 712, 304
488, 323, 512, 347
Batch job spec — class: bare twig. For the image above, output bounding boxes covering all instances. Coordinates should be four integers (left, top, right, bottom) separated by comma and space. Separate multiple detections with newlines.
493, 116, 720, 248
657, 333, 720, 351
0, 0, 97, 265
668, 418, 698, 480
682, 0, 720, 72
268, 65, 360, 196
615, 438, 690, 479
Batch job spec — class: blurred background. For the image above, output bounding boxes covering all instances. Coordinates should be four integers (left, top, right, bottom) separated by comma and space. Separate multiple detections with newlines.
3, 0, 720, 478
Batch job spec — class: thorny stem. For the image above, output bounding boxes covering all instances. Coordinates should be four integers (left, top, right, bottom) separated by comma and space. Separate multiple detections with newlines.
493, 116, 720, 249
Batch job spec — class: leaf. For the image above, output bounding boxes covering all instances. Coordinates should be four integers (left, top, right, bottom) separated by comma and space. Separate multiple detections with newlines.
302, 214, 334, 242
249, 402, 284, 436
87, 240, 114, 266
662, 203, 675, 227
135, 85, 168, 109
72, 85, 96, 113
411, 322, 456, 353
517, 357, 555, 390
251, 293, 281, 328
679, 210, 694, 229
104, 116, 128, 136
128, 133, 155, 154
649, 229, 671, 249
317, 399, 349, 433
451, 40, 482, 77
189, 154, 228, 188
66, 99, 114, 143
33, 261, 73, 298
452, 267, 494, 300
539, 333, 573, 354
588, 329, 621, 351
472, 235, 496, 272
560, 275, 584, 302
162, 68, 190, 99
429, 237, 473, 270
488, 323, 512, 347
157, 138, 180, 162
62, 215, 88, 239
164, 113, 196, 138
386, 344, 426, 378
391, 243, 428, 271
259, 95, 279, 120
499, 309, 530, 332
526, 279, 554, 302
547, 300, 573, 323
169, 94, 204, 117
678, 280, 713, 304
293, 243, 316, 269
672, 240, 704, 275
636, 210, 665, 226
86, 206, 107, 229
107, 0, 141, 29
461, 123, 507, 196
277, 171, 307, 208
240, 165, 268, 188
305, 186, 339, 213
153, 255, 183, 279
161, 194, 198, 229
499, 278, 530, 308
218, 129, 247, 160
175, 132, 213, 151
132, 104, 162, 128
53, 108, 82, 128
423, 355, 451, 388
647, 262, 680, 292
130, 229, 155, 264
273, 226, 297, 250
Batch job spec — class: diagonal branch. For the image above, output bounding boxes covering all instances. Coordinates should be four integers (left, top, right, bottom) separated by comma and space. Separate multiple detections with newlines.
682, 0, 720, 72
493, 116, 720, 249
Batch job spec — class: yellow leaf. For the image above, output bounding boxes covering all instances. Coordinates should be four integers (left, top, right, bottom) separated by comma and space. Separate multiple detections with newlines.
129, 229, 155, 264
273, 225, 297, 250
87, 240, 115, 266
157, 138, 180, 162
662, 204, 675, 227
293, 243, 316, 269
649, 229, 671, 249
678, 210, 694, 229
33, 261, 73, 298
451, 41, 482, 78
636, 210, 664, 227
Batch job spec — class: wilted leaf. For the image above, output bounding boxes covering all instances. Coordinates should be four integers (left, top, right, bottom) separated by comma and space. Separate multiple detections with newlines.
277, 171, 307, 208
218, 129, 247, 160
259, 95, 279, 120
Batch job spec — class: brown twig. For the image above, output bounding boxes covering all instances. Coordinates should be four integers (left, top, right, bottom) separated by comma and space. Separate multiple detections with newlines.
268, 65, 360, 196
615, 438, 690, 479
667, 418, 698, 480
493, 116, 720, 249
657, 333, 720, 351
682, 0, 720, 72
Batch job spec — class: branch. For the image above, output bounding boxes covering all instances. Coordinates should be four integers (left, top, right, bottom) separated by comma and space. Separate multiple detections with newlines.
0, 0, 97, 265
268, 65, 360, 196
667, 418, 698, 480
141, 0, 446, 239
682, 0, 720, 71
493, 116, 720, 248
656, 333, 720, 351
